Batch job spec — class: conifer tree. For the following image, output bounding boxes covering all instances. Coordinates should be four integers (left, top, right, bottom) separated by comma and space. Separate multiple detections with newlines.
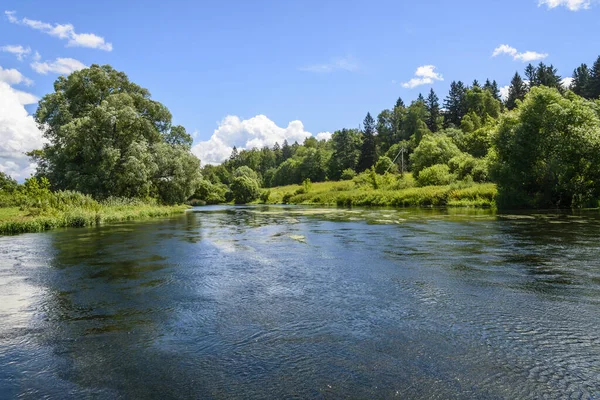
443, 81, 468, 127
506, 72, 528, 110
395, 97, 405, 109
425, 88, 441, 132
587, 56, 600, 99
357, 113, 378, 172
572, 64, 590, 97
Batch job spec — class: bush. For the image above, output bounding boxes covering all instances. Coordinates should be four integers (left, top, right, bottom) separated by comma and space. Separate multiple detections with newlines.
416, 164, 456, 187
448, 153, 489, 183
375, 156, 396, 174
259, 190, 271, 203
230, 176, 261, 204
340, 168, 357, 180
410, 134, 462, 177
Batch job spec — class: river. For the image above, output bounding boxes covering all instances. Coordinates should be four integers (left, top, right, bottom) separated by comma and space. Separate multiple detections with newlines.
1, 206, 599, 399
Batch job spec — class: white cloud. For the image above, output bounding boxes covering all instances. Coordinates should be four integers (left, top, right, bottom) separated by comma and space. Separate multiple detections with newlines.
0, 66, 33, 86
191, 115, 329, 165
0, 81, 45, 180
492, 44, 548, 62
31, 57, 86, 75
316, 131, 332, 141
0, 45, 31, 61
299, 56, 359, 73
538, 0, 594, 10
401, 65, 443, 88
5, 10, 112, 51
500, 85, 510, 101
32, 51, 41, 61
561, 77, 574, 89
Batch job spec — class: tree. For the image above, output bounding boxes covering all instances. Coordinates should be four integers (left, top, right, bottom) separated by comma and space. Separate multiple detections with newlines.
527, 62, 561, 90
328, 129, 362, 180
403, 100, 430, 145
492, 86, 600, 208
506, 72, 528, 110
0, 172, 18, 192
484, 79, 501, 102
572, 64, 591, 98
410, 134, 462, 177
230, 175, 260, 204
32, 64, 201, 204
358, 112, 377, 172
395, 97, 405, 108
425, 89, 442, 132
281, 140, 293, 161
472, 79, 481, 89
588, 56, 600, 99
464, 86, 501, 121
444, 81, 468, 127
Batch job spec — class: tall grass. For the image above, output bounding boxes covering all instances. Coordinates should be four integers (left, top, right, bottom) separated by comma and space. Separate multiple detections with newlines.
262, 173, 497, 208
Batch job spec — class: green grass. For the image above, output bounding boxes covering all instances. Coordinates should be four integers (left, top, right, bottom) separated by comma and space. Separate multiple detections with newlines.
260, 174, 497, 208
0, 203, 189, 235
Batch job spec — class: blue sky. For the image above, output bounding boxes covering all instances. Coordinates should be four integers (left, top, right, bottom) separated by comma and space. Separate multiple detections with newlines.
1, 0, 599, 175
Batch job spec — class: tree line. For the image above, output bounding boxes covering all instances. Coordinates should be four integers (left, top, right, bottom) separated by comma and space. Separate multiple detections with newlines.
5, 56, 599, 209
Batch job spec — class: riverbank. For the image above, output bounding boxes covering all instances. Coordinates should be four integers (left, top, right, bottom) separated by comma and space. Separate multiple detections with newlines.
0, 204, 189, 235
261, 178, 497, 208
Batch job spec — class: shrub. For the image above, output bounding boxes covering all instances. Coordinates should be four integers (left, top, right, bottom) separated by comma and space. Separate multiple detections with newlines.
375, 156, 396, 174
230, 176, 261, 204
340, 168, 357, 180
416, 164, 456, 187
410, 134, 462, 177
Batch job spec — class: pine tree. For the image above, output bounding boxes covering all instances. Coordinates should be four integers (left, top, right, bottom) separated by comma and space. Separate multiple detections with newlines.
282, 139, 293, 161
472, 79, 481, 89
535, 63, 561, 90
506, 72, 528, 110
443, 80, 468, 127
230, 146, 239, 161
357, 112, 377, 172
417, 93, 425, 103
484, 79, 501, 101
572, 64, 590, 97
395, 97, 405, 109
587, 56, 600, 99
525, 64, 537, 86
425, 88, 441, 132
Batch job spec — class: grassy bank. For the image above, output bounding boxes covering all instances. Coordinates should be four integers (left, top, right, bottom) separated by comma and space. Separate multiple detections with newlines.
0, 204, 189, 235
261, 174, 497, 208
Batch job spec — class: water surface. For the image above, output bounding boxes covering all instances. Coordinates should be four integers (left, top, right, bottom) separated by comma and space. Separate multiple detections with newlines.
1, 206, 600, 399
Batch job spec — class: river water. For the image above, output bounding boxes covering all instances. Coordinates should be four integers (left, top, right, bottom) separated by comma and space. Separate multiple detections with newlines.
1, 206, 599, 399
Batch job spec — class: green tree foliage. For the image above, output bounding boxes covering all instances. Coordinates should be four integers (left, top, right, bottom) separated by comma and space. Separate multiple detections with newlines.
230, 175, 261, 204
32, 64, 201, 204
464, 86, 501, 121
416, 164, 456, 187
571, 64, 590, 97
358, 113, 377, 172
425, 89, 442, 132
492, 86, 600, 208
443, 81, 468, 127
328, 129, 362, 180
506, 72, 528, 110
588, 56, 600, 99
410, 134, 462, 178
0, 172, 18, 192
526, 62, 562, 91
375, 156, 396, 174
484, 79, 501, 102
403, 100, 430, 146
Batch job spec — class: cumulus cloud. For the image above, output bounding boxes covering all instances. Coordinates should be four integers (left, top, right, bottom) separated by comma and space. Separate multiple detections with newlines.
31, 57, 86, 75
492, 44, 548, 62
299, 56, 359, 73
401, 65, 443, 88
5, 10, 112, 51
0, 44, 31, 61
538, 0, 594, 10
499, 85, 510, 101
561, 77, 574, 89
0, 66, 33, 86
191, 115, 329, 165
316, 131, 332, 141
0, 81, 45, 180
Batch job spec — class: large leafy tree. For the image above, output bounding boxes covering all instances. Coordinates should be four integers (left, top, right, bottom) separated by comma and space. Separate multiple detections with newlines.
492, 86, 600, 208
357, 112, 377, 172
32, 64, 200, 203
